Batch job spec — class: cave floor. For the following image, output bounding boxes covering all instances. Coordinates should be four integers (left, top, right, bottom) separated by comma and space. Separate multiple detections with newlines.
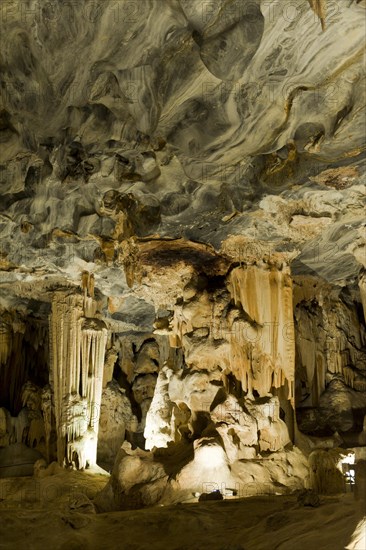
0, 471, 365, 550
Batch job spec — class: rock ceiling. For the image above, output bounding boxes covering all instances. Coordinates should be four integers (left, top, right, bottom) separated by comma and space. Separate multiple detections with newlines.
0, 0, 366, 510
0, 0, 365, 314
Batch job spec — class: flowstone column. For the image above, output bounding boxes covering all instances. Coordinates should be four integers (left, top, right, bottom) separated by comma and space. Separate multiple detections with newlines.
227, 265, 295, 403
50, 292, 108, 468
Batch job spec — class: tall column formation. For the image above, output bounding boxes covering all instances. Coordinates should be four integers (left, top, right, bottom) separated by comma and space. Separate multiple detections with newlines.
50, 292, 108, 468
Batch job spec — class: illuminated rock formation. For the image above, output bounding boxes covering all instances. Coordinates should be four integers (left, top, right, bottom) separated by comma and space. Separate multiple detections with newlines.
227, 265, 295, 401
50, 293, 108, 468
0, 0, 365, 523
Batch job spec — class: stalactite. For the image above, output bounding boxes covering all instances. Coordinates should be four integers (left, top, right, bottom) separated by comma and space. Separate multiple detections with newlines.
89, 273, 95, 299
228, 266, 295, 404
0, 407, 9, 446
81, 271, 89, 295
343, 366, 355, 388
81, 271, 96, 308
0, 321, 12, 366
41, 386, 52, 462
50, 293, 108, 469
295, 284, 366, 413
0, 316, 27, 415
169, 305, 192, 348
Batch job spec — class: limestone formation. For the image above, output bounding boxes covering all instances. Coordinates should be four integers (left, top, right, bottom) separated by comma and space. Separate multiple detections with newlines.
50, 293, 108, 468
0, 3, 366, 548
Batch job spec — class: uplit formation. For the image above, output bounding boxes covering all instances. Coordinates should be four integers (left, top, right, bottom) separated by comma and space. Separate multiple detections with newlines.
50, 292, 108, 469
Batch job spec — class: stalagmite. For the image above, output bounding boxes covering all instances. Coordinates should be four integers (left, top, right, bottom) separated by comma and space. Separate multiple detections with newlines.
144, 365, 174, 450
308, 449, 346, 494
9, 408, 28, 445
50, 293, 108, 469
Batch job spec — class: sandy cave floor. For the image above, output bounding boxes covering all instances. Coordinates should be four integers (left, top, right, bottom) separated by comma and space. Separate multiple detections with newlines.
0, 470, 365, 550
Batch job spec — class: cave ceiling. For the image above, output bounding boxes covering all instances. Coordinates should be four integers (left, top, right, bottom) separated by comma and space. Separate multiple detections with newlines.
0, 0, 365, 327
